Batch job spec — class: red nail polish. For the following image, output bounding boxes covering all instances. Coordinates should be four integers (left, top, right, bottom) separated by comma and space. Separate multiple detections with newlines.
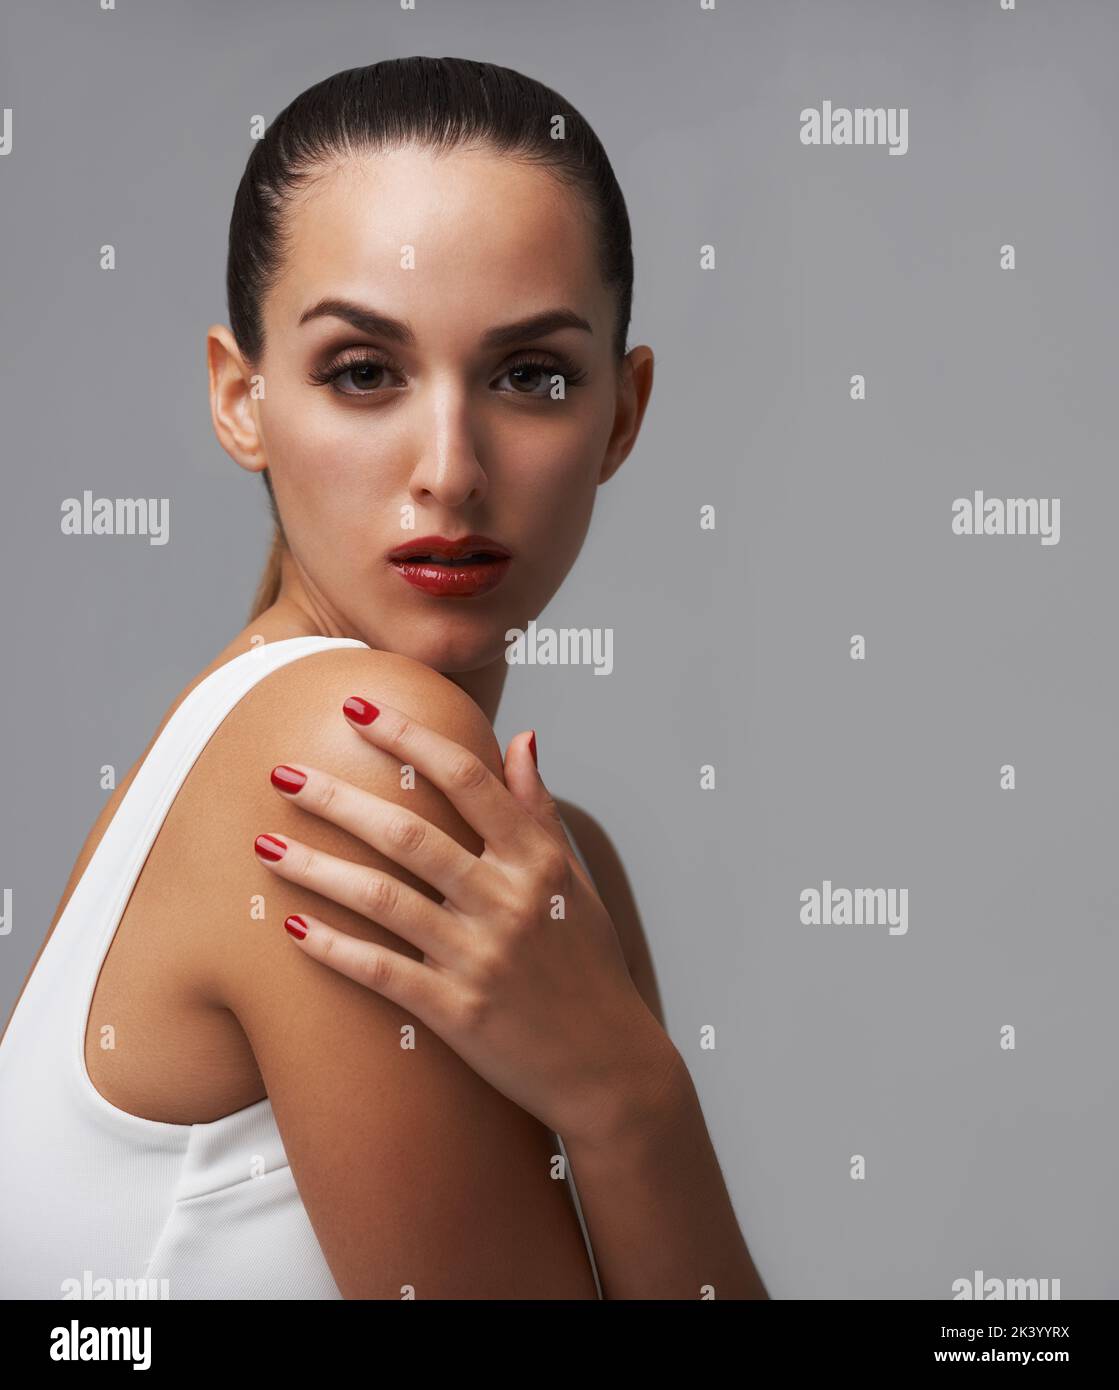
343, 695, 379, 725
271, 765, 307, 794
284, 915, 308, 940
529, 730, 538, 768
254, 833, 287, 862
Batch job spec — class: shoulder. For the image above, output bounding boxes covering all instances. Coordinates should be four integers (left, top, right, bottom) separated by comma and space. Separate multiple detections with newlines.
160, 644, 597, 1296
219, 643, 505, 784
172, 641, 506, 993
183, 642, 505, 856
555, 798, 664, 1030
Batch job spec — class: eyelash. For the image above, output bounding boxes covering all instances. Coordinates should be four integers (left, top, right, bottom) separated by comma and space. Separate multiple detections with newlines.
307, 349, 588, 398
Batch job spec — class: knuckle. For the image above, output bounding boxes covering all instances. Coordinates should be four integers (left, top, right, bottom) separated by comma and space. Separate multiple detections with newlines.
495, 853, 568, 931
364, 948, 395, 996
507, 895, 538, 933
490, 879, 529, 930
313, 776, 338, 817
291, 844, 317, 879
385, 811, 426, 856
471, 936, 507, 983
511, 892, 545, 935
456, 987, 491, 1033
532, 842, 571, 897
540, 842, 569, 882
446, 750, 489, 794
361, 871, 400, 920
389, 711, 415, 747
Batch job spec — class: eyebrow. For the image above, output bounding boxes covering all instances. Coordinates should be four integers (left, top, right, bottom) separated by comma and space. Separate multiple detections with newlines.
297, 298, 593, 348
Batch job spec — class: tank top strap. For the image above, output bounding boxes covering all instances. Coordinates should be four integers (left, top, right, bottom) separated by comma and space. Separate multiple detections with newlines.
44, 636, 368, 1138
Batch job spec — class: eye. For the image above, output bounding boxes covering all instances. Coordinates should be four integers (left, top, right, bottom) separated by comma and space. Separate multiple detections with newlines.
496, 354, 587, 396
307, 349, 588, 399
307, 351, 405, 397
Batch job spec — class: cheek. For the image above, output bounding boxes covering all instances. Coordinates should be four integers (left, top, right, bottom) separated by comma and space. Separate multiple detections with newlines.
495, 403, 603, 494
263, 395, 395, 509
508, 449, 598, 554
519, 418, 602, 497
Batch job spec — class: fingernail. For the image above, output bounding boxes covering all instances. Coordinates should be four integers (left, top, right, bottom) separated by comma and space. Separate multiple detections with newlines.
528, 730, 539, 769
284, 915, 308, 940
271, 765, 307, 794
343, 695, 379, 725
254, 833, 287, 862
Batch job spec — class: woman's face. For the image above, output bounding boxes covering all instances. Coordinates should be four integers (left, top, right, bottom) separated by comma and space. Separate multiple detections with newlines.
217, 144, 652, 672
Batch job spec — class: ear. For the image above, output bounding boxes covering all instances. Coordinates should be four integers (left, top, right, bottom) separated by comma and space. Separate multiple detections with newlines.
207, 323, 267, 475
599, 344, 655, 485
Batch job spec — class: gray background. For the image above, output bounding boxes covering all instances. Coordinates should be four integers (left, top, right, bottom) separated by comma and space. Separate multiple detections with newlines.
2, 0, 1115, 1299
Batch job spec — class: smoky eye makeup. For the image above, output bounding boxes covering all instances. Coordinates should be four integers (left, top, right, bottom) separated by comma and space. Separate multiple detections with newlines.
305, 344, 589, 397
503, 350, 589, 392
306, 346, 404, 391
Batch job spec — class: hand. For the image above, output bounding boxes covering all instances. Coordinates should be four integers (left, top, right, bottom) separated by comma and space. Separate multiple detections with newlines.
253, 695, 677, 1146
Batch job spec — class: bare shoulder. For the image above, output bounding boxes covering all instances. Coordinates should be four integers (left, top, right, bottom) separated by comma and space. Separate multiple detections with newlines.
166, 643, 596, 1298
556, 798, 665, 1030
210, 641, 506, 803
173, 640, 507, 1003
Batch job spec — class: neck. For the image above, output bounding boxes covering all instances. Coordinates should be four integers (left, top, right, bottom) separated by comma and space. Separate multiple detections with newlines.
253, 550, 511, 725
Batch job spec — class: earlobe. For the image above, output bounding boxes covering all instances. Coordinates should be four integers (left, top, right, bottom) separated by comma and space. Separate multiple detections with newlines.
207, 324, 267, 475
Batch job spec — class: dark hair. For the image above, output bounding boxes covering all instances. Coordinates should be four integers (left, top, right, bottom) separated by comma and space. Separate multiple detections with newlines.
228, 56, 635, 622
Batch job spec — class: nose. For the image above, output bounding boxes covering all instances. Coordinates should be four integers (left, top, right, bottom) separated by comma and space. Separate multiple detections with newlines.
406, 384, 489, 508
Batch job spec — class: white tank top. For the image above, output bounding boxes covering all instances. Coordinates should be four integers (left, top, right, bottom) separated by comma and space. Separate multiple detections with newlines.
0, 635, 600, 1299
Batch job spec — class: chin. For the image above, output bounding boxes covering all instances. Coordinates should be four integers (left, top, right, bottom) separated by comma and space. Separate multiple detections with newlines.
383, 618, 512, 675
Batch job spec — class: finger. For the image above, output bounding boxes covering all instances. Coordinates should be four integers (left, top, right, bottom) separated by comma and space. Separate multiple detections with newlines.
281, 911, 449, 1025
253, 831, 463, 964
502, 730, 573, 853
340, 695, 549, 863
502, 732, 595, 891
269, 762, 489, 912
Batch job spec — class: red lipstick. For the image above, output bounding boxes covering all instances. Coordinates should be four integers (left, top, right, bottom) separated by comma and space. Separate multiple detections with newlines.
386, 534, 512, 598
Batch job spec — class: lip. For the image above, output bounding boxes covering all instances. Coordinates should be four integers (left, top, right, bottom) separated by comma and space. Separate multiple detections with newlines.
386, 534, 513, 599
387, 534, 511, 561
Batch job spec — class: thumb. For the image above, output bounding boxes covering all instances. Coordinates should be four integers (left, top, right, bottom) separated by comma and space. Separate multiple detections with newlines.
503, 729, 569, 847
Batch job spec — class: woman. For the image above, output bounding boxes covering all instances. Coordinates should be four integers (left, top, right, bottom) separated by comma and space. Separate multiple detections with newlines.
0, 57, 767, 1300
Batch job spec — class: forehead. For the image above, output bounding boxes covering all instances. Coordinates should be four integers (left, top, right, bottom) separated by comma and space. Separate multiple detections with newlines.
270, 144, 605, 335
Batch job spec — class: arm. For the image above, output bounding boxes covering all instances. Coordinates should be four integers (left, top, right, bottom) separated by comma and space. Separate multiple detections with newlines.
553, 802, 768, 1300
554, 798, 665, 1027
190, 647, 598, 1299
563, 1055, 768, 1300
